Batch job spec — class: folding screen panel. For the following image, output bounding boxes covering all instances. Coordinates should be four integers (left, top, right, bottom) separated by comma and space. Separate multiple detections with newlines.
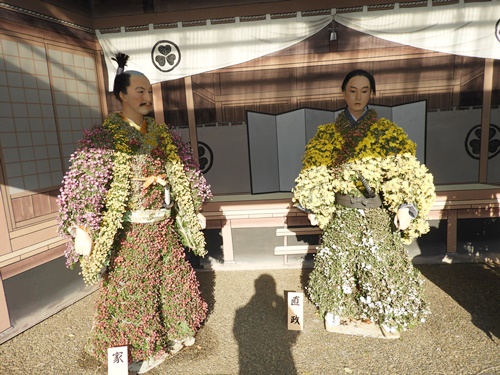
247, 104, 425, 194
175, 104, 499, 194
248, 108, 335, 193
427, 108, 482, 184
247, 112, 280, 194
276, 110, 305, 193
174, 124, 251, 195
372, 102, 427, 163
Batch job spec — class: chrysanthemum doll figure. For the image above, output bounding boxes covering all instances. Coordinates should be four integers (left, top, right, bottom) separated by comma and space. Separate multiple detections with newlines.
293, 69, 435, 338
57, 53, 211, 372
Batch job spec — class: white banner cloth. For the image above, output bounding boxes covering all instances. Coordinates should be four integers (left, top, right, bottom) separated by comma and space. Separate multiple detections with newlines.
335, 1, 500, 60
97, 15, 332, 90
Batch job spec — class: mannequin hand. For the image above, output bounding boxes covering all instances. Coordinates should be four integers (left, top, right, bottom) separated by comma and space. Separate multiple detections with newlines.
68, 226, 93, 256
394, 207, 412, 231
197, 212, 207, 229
308, 213, 318, 226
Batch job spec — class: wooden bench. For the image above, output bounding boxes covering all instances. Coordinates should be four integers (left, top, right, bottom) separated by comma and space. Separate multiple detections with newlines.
201, 185, 500, 265
272, 184, 500, 263
274, 227, 322, 264
428, 184, 500, 255
201, 193, 305, 264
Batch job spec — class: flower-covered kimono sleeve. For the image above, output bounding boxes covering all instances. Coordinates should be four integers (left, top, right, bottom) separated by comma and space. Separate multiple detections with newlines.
300, 124, 338, 169
57, 124, 132, 285
293, 165, 338, 228
293, 124, 340, 228
160, 126, 211, 257
378, 154, 436, 244
169, 129, 212, 211
57, 147, 115, 269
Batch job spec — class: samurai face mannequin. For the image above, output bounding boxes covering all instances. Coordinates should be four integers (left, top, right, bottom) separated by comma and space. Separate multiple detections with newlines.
119, 73, 153, 124
343, 75, 372, 119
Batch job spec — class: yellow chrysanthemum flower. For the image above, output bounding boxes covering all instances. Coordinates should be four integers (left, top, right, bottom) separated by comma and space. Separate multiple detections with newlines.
293, 112, 435, 243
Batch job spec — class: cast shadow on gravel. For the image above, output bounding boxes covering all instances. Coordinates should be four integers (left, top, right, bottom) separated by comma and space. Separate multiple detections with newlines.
233, 274, 300, 375
196, 270, 217, 318
416, 262, 500, 341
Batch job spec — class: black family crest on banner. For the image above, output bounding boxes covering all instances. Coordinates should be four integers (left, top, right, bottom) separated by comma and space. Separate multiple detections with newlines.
151, 40, 181, 72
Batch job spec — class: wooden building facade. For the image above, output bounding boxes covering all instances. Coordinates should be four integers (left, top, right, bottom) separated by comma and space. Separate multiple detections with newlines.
0, 0, 498, 338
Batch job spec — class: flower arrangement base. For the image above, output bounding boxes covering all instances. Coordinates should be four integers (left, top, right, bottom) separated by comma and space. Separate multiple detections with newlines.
325, 317, 400, 340
128, 337, 196, 374
129, 352, 168, 374
380, 325, 401, 339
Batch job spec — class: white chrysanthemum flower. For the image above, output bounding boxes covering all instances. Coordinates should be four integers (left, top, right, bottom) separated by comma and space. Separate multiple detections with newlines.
381, 324, 397, 333
360, 295, 372, 305
342, 285, 352, 294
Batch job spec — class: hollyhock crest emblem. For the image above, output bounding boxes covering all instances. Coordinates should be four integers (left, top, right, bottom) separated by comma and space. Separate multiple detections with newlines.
151, 40, 181, 72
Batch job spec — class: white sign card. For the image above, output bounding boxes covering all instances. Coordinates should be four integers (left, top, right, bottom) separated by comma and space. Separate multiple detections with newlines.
287, 292, 304, 331
108, 345, 128, 375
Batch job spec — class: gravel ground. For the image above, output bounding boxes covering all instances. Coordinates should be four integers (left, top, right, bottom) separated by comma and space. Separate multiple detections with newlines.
0, 263, 499, 375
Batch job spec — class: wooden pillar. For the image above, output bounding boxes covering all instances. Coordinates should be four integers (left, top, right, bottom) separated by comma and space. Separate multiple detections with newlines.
446, 210, 458, 254
184, 76, 199, 162
479, 59, 494, 183
152, 83, 165, 125
221, 219, 235, 263
0, 169, 11, 333
95, 50, 108, 119
0, 273, 12, 334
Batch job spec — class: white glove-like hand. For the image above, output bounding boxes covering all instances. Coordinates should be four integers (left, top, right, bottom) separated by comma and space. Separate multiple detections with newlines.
197, 212, 207, 230
308, 213, 318, 226
394, 207, 412, 231
67, 226, 93, 256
